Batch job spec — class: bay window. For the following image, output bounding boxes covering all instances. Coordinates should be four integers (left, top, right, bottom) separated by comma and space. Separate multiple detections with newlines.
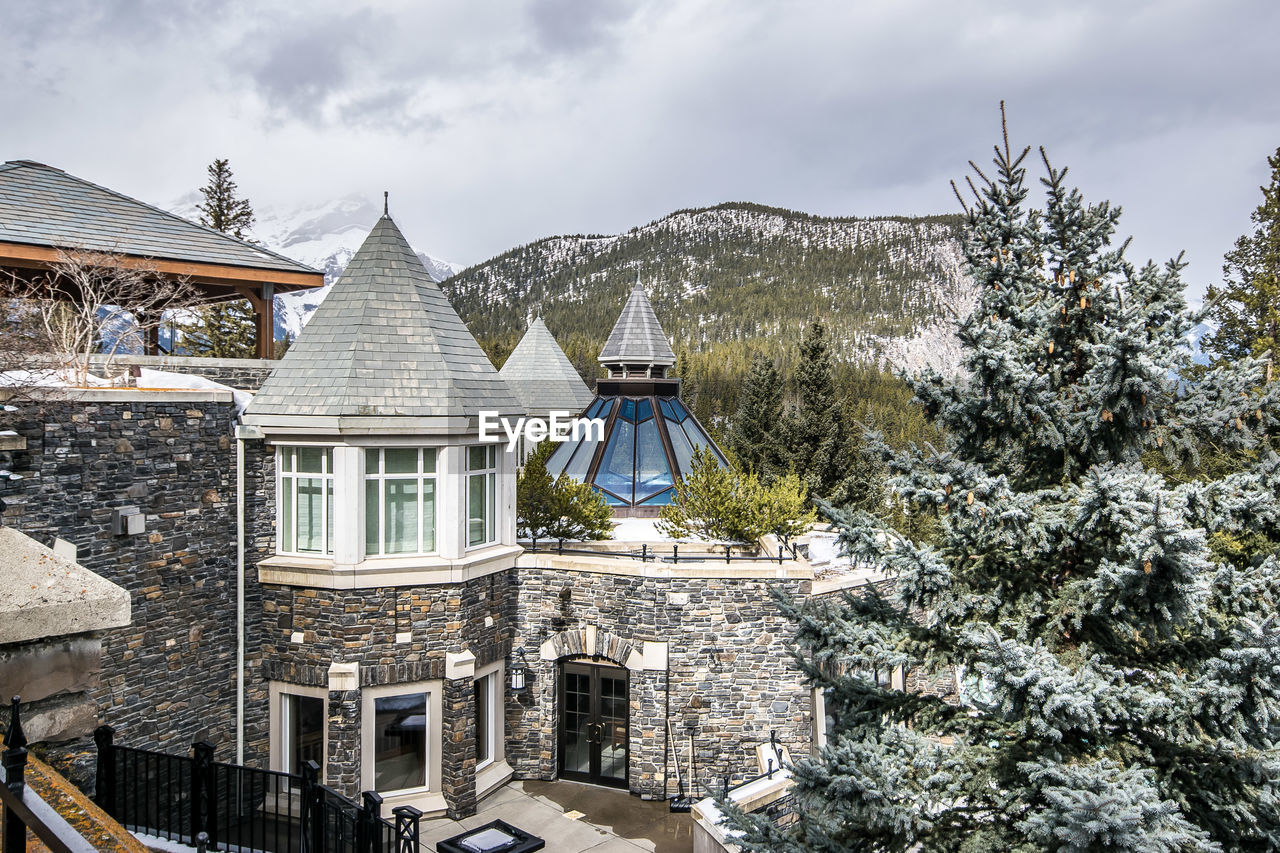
278, 447, 334, 555
365, 448, 437, 556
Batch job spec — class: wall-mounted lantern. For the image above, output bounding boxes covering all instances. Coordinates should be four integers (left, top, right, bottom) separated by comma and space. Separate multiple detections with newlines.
510, 647, 530, 694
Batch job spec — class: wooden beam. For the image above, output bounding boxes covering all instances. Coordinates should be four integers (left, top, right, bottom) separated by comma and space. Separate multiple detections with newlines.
0, 241, 323, 292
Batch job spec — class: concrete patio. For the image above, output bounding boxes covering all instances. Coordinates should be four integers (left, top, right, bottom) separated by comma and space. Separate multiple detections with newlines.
418, 780, 695, 852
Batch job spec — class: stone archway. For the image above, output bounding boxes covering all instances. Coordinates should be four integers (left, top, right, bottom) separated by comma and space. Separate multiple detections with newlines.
539, 625, 643, 670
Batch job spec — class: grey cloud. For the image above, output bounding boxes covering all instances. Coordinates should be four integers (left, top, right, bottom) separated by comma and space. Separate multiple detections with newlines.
526, 0, 639, 55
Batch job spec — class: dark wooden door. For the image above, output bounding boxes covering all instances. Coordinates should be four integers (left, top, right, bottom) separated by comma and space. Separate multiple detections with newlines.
559, 661, 629, 788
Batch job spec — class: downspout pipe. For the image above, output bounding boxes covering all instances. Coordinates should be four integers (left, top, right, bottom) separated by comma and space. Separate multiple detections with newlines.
233, 423, 262, 765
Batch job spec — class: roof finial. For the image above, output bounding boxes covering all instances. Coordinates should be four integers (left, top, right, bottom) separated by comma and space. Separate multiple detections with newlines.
383, 191, 389, 217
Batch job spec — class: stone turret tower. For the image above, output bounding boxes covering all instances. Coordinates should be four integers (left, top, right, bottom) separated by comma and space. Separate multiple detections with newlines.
242, 213, 522, 817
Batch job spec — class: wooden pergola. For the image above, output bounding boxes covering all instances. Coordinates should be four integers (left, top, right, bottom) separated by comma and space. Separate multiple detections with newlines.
0, 160, 324, 359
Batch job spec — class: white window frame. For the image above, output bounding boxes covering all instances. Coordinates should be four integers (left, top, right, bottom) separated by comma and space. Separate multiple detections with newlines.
466, 445, 498, 549
473, 661, 504, 771
363, 447, 439, 557
276, 446, 334, 556
269, 682, 329, 780
361, 681, 443, 798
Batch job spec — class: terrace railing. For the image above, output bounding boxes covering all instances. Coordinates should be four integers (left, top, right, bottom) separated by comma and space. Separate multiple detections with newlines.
1, 697, 98, 853
94, 726, 421, 853
526, 538, 804, 564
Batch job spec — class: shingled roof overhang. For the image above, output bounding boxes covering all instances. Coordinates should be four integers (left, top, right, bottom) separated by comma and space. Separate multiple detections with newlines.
0, 159, 323, 357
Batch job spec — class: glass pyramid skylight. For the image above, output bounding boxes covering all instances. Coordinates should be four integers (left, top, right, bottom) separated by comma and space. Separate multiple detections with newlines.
545, 282, 726, 511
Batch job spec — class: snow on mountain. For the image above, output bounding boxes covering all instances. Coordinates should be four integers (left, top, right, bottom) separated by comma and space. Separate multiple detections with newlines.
167, 192, 461, 340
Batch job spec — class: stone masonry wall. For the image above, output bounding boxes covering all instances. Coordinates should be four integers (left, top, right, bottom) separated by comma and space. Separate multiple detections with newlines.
0, 393, 247, 783
508, 567, 814, 801
256, 570, 517, 816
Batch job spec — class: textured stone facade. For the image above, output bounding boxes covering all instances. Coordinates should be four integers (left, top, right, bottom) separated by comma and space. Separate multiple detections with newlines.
508, 565, 816, 800
252, 559, 517, 817
0, 390, 252, 783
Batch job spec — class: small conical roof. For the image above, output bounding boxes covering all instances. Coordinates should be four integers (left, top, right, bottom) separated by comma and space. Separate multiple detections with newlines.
245, 215, 521, 425
598, 281, 676, 366
499, 318, 594, 416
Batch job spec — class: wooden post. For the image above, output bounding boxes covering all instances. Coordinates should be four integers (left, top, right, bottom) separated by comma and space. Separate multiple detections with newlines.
252, 282, 276, 359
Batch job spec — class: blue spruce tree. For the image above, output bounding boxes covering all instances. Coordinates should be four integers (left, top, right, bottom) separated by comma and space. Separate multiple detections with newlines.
727, 115, 1280, 851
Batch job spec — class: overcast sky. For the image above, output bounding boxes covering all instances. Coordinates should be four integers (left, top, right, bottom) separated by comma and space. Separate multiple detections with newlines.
4, 0, 1277, 300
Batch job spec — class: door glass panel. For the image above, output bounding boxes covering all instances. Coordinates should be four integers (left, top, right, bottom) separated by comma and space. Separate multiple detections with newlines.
599, 675, 627, 781
286, 694, 324, 776
563, 671, 591, 775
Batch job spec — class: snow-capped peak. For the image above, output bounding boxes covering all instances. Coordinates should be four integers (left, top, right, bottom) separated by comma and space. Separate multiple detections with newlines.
167, 192, 461, 339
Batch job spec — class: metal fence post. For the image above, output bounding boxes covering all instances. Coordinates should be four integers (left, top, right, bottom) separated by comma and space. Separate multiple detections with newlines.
93, 724, 116, 816
302, 760, 325, 853
192, 741, 216, 846
359, 790, 384, 853
196, 831, 210, 853
392, 805, 422, 853
3, 696, 29, 853
672, 544, 678, 564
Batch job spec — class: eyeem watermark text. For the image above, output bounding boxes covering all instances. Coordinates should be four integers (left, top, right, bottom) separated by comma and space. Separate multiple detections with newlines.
479, 411, 606, 451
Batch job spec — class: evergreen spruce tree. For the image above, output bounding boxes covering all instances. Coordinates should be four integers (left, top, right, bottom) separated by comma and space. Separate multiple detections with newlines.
727, 115, 1280, 851
729, 351, 786, 478
180, 158, 259, 358
1204, 145, 1280, 380
781, 321, 849, 499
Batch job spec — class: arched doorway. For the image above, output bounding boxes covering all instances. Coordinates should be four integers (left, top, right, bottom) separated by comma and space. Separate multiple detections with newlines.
558, 659, 629, 788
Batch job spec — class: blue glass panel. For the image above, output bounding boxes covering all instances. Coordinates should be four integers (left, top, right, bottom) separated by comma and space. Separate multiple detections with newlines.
564, 430, 603, 481
670, 400, 690, 423
658, 398, 678, 420
593, 419, 635, 502
620, 399, 636, 422
546, 438, 575, 477
588, 397, 612, 420
634, 418, 673, 501
639, 487, 674, 506
666, 415, 696, 474
598, 488, 626, 506
681, 417, 726, 463
636, 399, 653, 422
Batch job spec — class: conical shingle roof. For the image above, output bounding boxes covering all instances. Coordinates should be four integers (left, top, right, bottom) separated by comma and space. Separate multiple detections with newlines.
244, 215, 521, 424
499, 318, 594, 417
598, 281, 676, 366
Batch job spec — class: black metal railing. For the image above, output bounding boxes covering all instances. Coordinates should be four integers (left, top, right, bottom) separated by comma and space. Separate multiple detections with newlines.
95, 727, 421, 853
2, 696, 97, 853
719, 730, 790, 800
526, 538, 803, 564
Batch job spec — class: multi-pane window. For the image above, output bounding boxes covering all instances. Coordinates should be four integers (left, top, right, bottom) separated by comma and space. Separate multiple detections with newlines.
278, 447, 334, 555
467, 446, 497, 548
372, 692, 428, 792
365, 448, 437, 556
474, 671, 497, 768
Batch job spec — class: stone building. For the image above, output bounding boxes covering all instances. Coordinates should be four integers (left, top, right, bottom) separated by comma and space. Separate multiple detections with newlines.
2, 204, 884, 825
